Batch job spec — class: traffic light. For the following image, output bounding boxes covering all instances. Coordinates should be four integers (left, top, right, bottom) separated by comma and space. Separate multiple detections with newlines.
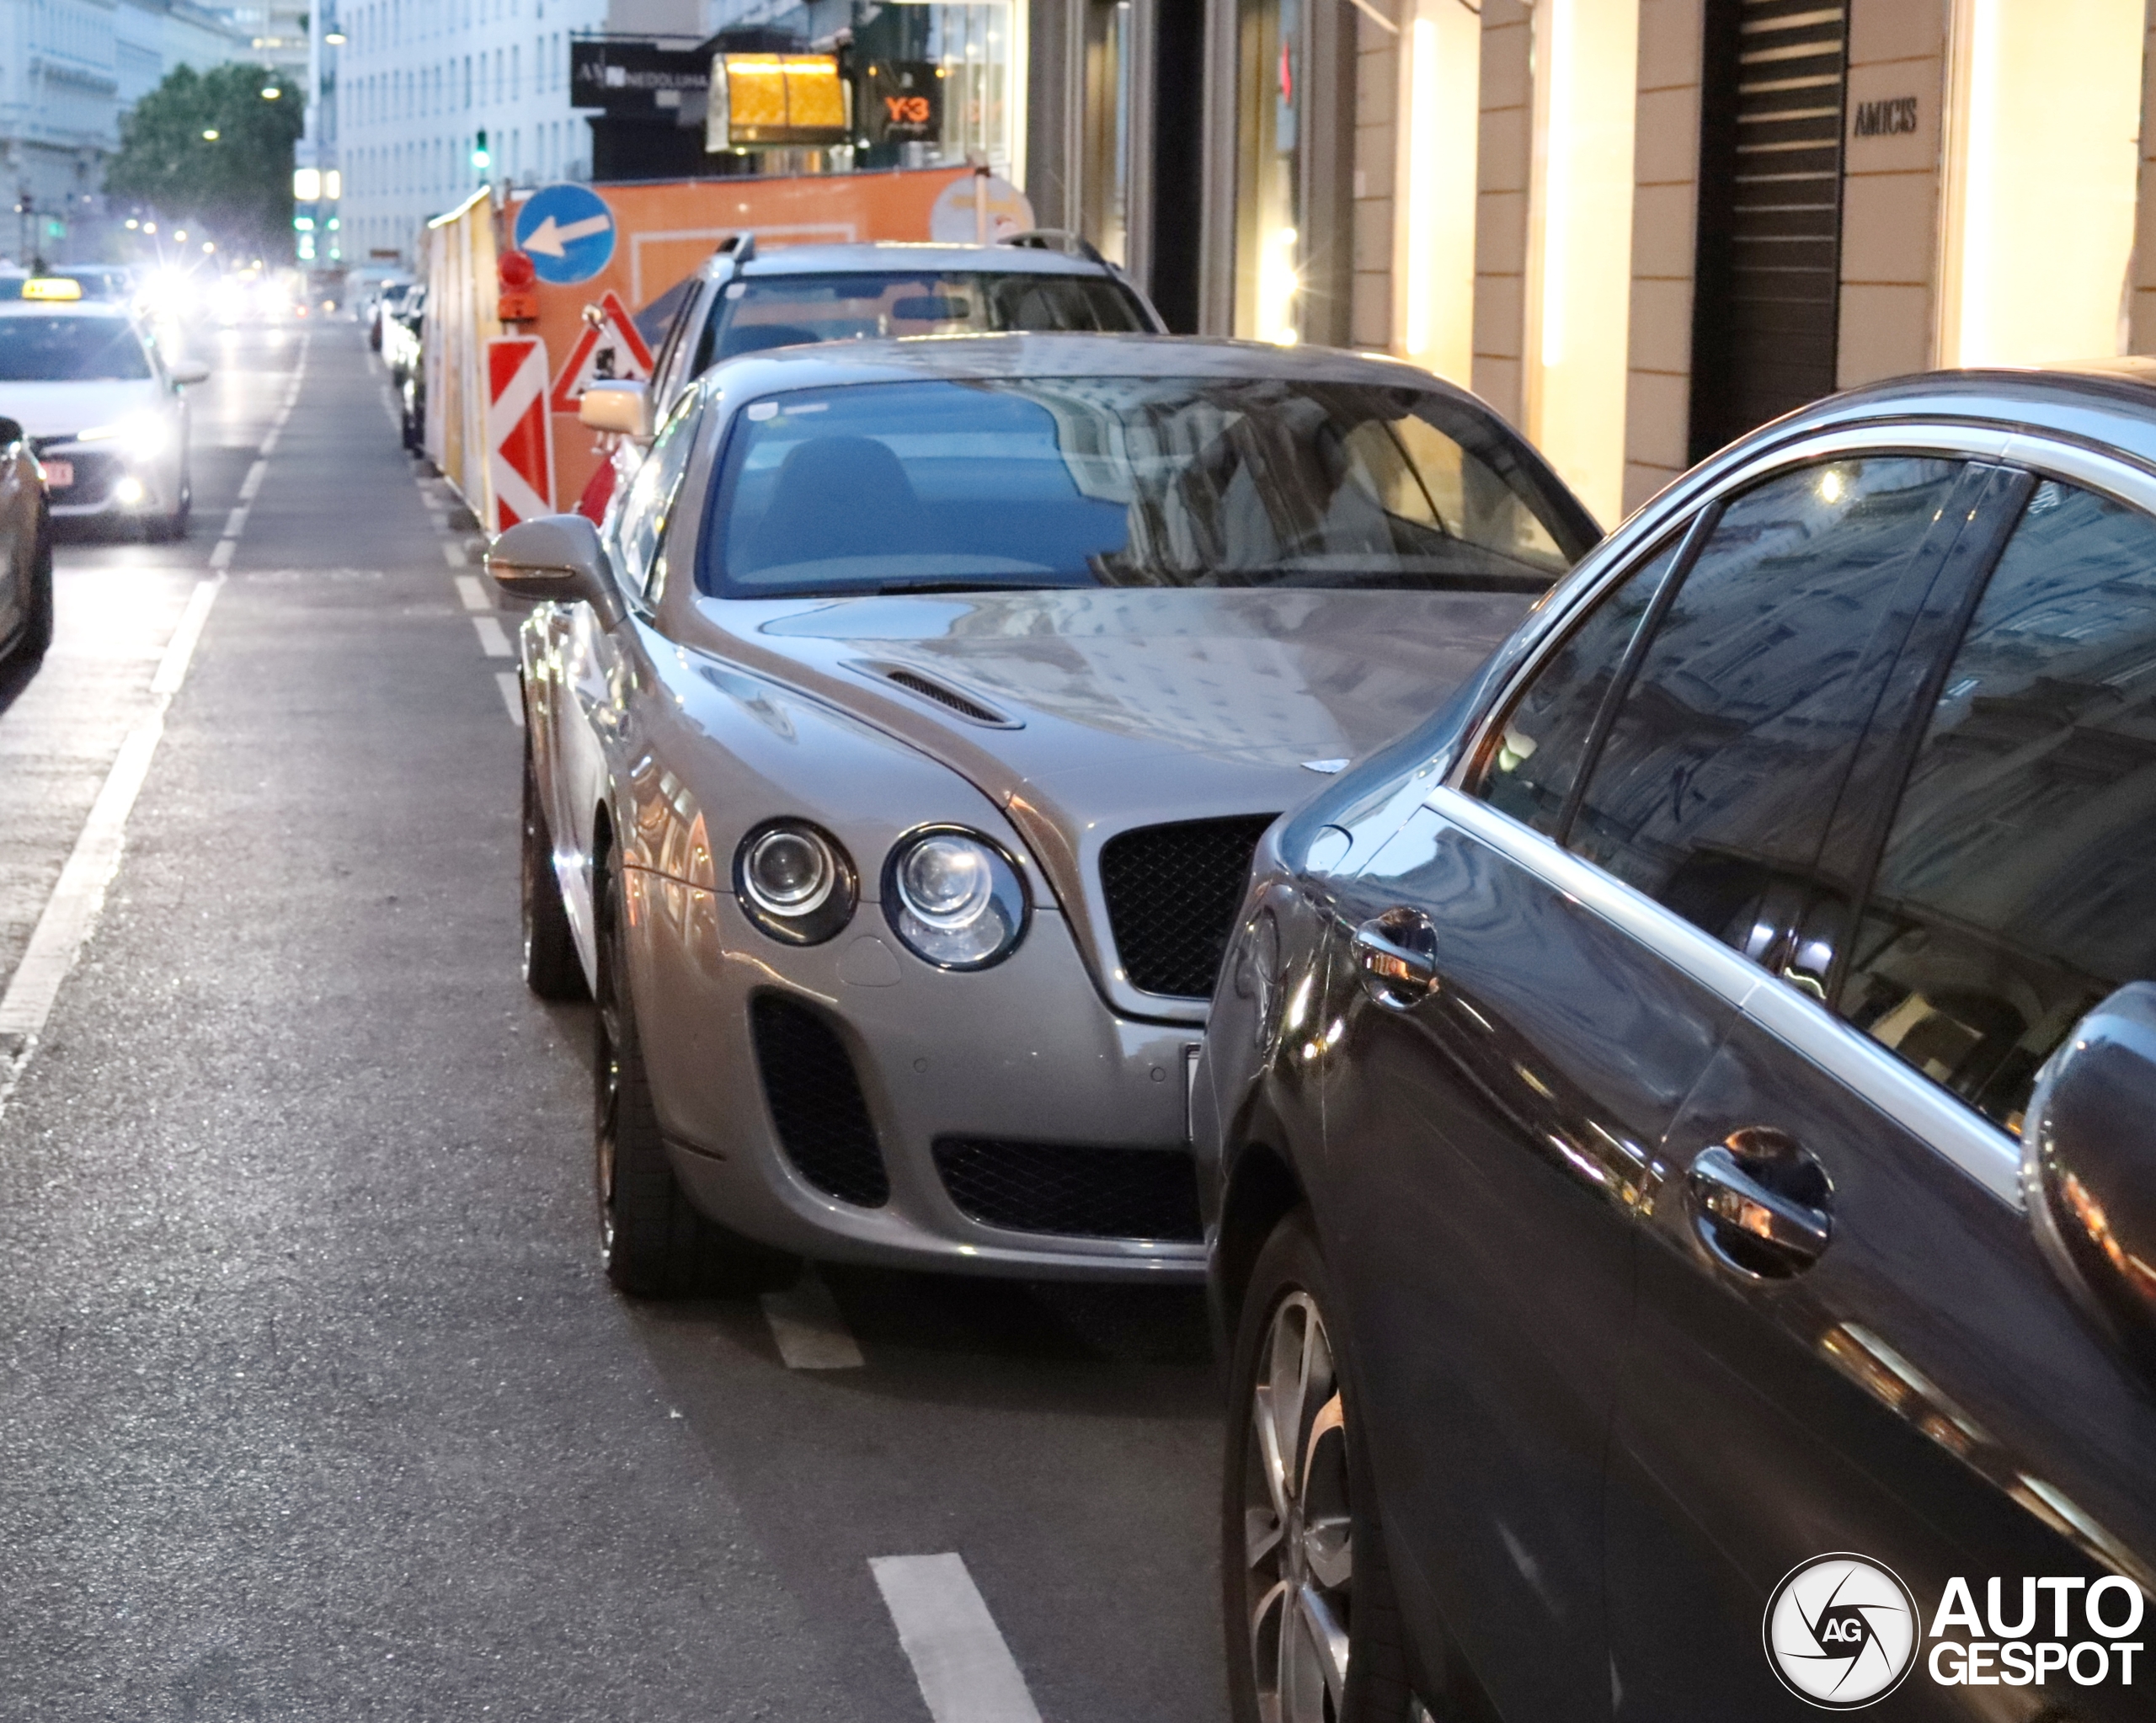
471, 130, 492, 172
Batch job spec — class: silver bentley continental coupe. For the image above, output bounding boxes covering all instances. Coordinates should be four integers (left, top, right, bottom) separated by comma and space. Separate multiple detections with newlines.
488, 333, 1598, 1295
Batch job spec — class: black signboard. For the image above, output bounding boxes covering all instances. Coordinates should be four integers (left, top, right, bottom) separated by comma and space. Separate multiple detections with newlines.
569, 39, 709, 116
861, 61, 942, 147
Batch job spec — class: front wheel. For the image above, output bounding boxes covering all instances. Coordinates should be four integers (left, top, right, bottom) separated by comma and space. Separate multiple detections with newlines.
594, 851, 799, 1299
520, 735, 587, 1000
1224, 1208, 1413, 1723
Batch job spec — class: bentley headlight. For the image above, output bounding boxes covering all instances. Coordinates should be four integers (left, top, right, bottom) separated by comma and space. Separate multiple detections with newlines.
734, 820, 856, 945
883, 828, 1028, 969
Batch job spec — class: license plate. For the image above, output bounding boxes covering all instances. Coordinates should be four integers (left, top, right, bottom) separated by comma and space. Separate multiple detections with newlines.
40, 459, 72, 489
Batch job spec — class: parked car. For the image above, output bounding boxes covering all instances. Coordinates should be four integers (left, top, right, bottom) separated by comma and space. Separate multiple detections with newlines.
1198, 364, 2156, 1723
0, 413, 52, 664
573, 235, 1171, 515
0, 290, 206, 539
489, 333, 1598, 1297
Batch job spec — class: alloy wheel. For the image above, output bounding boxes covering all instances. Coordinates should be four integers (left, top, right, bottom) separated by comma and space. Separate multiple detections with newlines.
1243, 1289, 1355, 1723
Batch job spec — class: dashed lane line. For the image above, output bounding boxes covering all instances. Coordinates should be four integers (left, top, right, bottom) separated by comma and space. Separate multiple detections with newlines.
442, 542, 467, 567
0, 579, 223, 1114
471, 616, 513, 658
870, 1554, 1045, 1723
221, 506, 248, 538
454, 575, 489, 611
208, 539, 234, 570
495, 672, 524, 728
238, 460, 267, 500
760, 1271, 866, 1369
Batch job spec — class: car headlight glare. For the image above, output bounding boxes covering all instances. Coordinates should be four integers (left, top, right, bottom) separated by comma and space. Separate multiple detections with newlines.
78, 413, 169, 460
734, 820, 856, 945
883, 828, 1028, 969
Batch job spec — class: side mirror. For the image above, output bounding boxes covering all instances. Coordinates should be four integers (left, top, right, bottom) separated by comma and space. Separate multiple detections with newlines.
0, 417, 21, 449
580, 379, 651, 439
486, 514, 625, 628
2024, 981, 2156, 1368
168, 359, 211, 386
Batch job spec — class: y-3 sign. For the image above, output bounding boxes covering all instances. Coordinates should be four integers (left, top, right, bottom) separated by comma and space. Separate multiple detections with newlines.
547, 290, 654, 417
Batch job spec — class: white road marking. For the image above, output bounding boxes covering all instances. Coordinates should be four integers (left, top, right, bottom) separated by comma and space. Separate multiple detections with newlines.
495, 671, 524, 728
471, 615, 513, 658
239, 461, 267, 500
870, 1555, 1044, 1723
221, 506, 248, 538
0, 579, 223, 1111
453, 574, 489, 611
442, 542, 467, 567
760, 1271, 865, 1369
257, 429, 279, 457
208, 538, 234, 570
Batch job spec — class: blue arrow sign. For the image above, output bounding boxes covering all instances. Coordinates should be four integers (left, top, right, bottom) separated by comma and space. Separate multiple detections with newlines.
514, 184, 617, 285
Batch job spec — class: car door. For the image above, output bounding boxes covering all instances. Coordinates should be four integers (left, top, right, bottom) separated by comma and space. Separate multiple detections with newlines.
0, 444, 26, 643
548, 390, 707, 936
1320, 453, 1981, 1720
1606, 467, 2156, 1719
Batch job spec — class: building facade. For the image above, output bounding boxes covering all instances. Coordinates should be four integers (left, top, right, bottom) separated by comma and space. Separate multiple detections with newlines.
0, 0, 256, 264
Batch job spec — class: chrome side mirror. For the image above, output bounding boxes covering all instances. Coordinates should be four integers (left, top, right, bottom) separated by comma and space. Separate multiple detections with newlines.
579, 379, 651, 439
2024, 980, 2156, 1367
486, 514, 625, 628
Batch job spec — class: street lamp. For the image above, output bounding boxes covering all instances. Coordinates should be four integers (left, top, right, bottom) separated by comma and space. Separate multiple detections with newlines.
202, 129, 220, 141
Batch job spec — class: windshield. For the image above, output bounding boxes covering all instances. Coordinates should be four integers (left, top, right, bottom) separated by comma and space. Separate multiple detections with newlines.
700, 271, 1150, 365
0, 315, 152, 381
702, 377, 1592, 599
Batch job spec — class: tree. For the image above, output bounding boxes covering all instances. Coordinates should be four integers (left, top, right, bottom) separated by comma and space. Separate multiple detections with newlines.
105, 63, 304, 256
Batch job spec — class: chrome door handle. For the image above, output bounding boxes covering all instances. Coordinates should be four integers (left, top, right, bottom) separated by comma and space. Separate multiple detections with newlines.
1687, 1129, 1833, 1278
1353, 910, 1438, 1009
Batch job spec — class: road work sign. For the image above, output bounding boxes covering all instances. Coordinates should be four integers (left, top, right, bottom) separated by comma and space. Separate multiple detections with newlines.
514, 184, 617, 285
547, 290, 653, 417
486, 335, 556, 531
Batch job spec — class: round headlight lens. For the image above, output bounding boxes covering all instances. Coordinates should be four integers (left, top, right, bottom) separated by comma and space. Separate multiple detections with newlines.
734, 820, 856, 945
883, 829, 1027, 969
745, 828, 835, 915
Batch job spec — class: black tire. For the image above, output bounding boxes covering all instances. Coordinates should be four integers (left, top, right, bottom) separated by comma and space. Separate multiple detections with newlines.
10, 515, 52, 662
1224, 1208, 1414, 1723
520, 735, 588, 1001
593, 849, 799, 1299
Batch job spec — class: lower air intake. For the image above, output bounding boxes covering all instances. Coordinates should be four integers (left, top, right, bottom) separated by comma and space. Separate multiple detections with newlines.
932, 1138, 1203, 1240
750, 994, 890, 1208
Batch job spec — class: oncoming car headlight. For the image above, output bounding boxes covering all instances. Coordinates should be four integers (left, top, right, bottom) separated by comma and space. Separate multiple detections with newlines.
734, 819, 857, 945
882, 827, 1029, 970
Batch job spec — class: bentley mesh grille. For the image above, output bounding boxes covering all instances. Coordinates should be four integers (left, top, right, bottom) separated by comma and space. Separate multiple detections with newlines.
932, 1138, 1203, 1240
1099, 814, 1277, 998
750, 994, 890, 1208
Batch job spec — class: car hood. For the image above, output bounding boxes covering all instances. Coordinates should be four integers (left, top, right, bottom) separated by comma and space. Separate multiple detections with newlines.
0, 378, 163, 440
681, 586, 1537, 1001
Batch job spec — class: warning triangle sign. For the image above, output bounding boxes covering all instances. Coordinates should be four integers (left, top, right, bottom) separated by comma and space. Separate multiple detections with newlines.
548, 289, 655, 416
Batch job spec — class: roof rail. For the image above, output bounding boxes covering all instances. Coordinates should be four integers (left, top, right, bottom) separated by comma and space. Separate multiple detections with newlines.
997, 229, 1107, 267
718, 232, 756, 268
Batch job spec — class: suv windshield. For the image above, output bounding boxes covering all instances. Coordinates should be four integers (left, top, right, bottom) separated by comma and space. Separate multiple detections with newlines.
702, 376, 1593, 598
700, 271, 1150, 365
0, 315, 152, 381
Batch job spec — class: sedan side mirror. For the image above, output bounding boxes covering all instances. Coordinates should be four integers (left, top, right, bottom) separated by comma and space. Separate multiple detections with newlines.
2024, 980, 2156, 1368
168, 359, 211, 386
487, 514, 625, 628
579, 380, 651, 439
0, 417, 21, 449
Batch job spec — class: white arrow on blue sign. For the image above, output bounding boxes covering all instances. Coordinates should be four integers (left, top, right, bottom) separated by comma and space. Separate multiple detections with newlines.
514, 184, 617, 285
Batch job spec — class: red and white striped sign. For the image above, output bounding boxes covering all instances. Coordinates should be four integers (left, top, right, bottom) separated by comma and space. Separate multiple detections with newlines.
486, 335, 556, 532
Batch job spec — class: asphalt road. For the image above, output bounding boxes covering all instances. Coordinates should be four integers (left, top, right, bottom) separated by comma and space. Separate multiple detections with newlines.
0, 321, 1230, 1722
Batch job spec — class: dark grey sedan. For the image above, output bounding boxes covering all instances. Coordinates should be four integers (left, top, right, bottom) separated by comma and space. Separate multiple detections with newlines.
489, 333, 1597, 1297
1199, 365, 2156, 1722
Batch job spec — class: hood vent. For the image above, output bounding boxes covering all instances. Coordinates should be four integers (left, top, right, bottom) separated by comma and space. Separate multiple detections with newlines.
858, 661, 1022, 728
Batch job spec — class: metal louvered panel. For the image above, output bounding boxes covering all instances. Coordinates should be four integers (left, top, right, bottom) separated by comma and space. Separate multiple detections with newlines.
1689, 0, 1849, 461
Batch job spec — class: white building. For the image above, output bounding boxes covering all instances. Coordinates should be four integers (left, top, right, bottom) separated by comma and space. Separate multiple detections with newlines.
327, 0, 702, 271
0, 0, 255, 264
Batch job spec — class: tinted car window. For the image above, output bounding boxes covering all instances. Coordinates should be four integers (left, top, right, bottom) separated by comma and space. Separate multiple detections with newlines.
1476, 537, 1681, 837
0, 315, 152, 381
704, 377, 1591, 599
698, 271, 1150, 367
1839, 478, 2156, 1133
607, 394, 702, 599
1566, 458, 1963, 957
